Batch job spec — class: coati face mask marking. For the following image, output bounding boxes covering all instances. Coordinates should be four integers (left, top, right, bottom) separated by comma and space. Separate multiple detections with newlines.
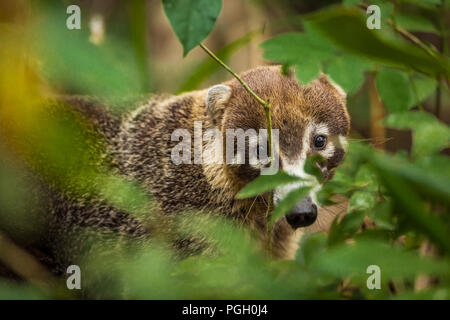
205, 66, 350, 230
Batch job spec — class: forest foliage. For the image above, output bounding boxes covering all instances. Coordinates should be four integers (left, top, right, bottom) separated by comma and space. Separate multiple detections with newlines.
0, 0, 449, 299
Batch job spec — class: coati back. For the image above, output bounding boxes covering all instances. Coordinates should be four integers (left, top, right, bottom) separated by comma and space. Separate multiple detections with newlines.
7, 66, 350, 274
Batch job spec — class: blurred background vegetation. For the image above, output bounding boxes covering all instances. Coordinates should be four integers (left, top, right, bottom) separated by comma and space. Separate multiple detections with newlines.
0, 0, 449, 299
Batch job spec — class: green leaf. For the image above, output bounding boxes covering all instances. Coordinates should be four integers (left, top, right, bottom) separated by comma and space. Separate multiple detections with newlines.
294, 60, 322, 85
236, 171, 303, 199
326, 54, 371, 95
310, 239, 450, 283
365, 147, 450, 205
376, 68, 411, 112
261, 31, 335, 84
415, 154, 450, 181
304, 154, 326, 183
376, 70, 436, 112
384, 111, 450, 157
401, 0, 441, 9
162, 0, 222, 56
369, 201, 396, 231
395, 13, 438, 33
340, 210, 367, 234
128, 0, 152, 92
409, 77, 438, 107
270, 187, 312, 223
342, 0, 361, 7
348, 191, 376, 212
34, 7, 141, 98
305, 6, 450, 77
261, 32, 335, 65
354, 164, 378, 189
297, 232, 327, 265
368, 152, 450, 252
177, 29, 261, 93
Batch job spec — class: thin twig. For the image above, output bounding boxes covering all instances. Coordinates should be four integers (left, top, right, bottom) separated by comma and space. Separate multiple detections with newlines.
199, 43, 266, 106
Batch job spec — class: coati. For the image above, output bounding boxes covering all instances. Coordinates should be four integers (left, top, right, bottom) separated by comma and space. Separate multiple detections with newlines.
3, 65, 350, 275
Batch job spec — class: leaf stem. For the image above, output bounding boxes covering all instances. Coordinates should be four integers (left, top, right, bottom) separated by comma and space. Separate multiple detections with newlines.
199, 43, 266, 106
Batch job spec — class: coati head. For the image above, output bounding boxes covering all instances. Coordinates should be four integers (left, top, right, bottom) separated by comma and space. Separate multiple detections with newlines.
205, 65, 350, 229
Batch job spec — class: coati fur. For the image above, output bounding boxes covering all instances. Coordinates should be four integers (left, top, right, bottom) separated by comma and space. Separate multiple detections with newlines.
2, 65, 350, 275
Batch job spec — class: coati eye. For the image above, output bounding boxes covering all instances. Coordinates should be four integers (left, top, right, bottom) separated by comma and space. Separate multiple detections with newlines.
314, 135, 327, 150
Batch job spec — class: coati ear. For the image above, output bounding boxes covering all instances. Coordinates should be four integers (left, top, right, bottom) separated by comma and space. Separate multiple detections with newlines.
318, 73, 347, 100
206, 84, 232, 126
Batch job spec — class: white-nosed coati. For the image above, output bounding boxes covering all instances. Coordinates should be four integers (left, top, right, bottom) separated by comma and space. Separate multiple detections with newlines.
2, 66, 350, 275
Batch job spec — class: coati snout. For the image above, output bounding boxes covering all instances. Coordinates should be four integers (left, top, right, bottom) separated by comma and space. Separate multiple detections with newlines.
285, 196, 318, 229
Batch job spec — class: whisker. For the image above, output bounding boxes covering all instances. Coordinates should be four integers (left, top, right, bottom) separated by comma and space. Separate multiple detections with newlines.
243, 196, 258, 224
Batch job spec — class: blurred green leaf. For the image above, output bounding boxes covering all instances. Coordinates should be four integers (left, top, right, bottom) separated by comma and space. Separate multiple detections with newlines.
305, 6, 450, 77
342, 0, 362, 7
372, 150, 450, 205
162, 0, 222, 56
178, 29, 261, 93
354, 164, 378, 188
349, 191, 376, 212
384, 111, 450, 157
297, 232, 327, 265
270, 187, 312, 223
261, 31, 335, 84
409, 76, 438, 107
33, 5, 141, 98
0, 281, 45, 300
326, 54, 371, 95
415, 154, 450, 181
368, 152, 450, 252
310, 239, 450, 283
262, 32, 335, 64
401, 0, 442, 9
395, 13, 438, 33
294, 60, 322, 84
369, 201, 396, 231
376, 68, 411, 112
128, 0, 152, 92
304, 154, 325, 183
97, 175, 154, 217
236, 171, 303, 199
377, 69, 437, 112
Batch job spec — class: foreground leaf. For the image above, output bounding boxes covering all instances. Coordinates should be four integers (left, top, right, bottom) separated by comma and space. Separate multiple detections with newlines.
310, 239, 450, 283
270, 187, 312, 223
384, 111, 450, 157
236, 171, 303, 199
376, 68, 411, 112
162, 0, 222, 56
306, 6, 450, 77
